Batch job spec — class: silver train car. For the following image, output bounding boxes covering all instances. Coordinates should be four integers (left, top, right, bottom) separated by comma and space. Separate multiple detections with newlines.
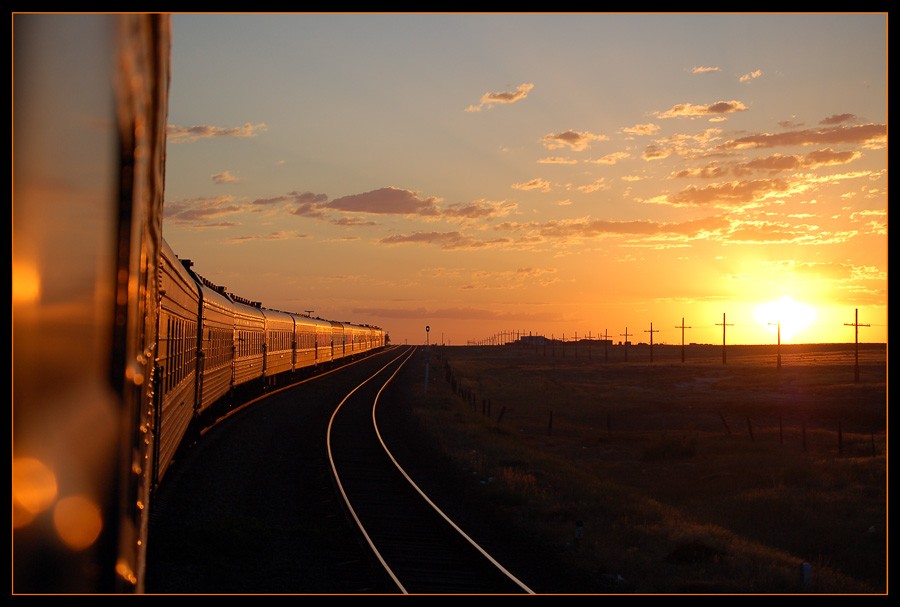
13, 13, 385, 595
155, 241, 386, 487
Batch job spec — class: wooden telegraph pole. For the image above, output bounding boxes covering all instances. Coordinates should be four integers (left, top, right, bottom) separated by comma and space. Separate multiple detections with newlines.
621, 327, 632, 362
675, 317, 692, 363
644, 322, 659, 362
716, 313, 734, 364
844, 308, 870, 383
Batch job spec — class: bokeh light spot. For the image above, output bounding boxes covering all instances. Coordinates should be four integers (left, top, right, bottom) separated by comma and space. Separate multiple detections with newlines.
13, 457, 58, 527
53, 495, 103, 550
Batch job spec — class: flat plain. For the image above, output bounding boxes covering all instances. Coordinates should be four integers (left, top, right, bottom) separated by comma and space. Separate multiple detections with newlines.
394, 341, 887, 594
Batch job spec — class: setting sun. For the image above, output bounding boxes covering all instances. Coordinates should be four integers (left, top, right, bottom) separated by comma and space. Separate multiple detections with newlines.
754, 296, 817, 343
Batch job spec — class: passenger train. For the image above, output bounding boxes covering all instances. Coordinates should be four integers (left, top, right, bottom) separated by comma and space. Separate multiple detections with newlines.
13, 14, 384, 594
155, 238, 385, 486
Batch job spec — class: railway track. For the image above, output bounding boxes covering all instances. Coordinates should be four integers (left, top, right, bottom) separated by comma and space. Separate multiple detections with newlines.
328, 346, 534, 595
147, 346, 534, 594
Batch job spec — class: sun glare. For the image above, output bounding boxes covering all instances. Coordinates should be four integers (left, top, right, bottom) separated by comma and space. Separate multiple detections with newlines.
754, 296, 817, 343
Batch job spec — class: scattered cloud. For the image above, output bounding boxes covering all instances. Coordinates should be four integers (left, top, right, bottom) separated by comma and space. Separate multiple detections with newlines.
465, 82, 534, 112
541, 130, 608, 151
229, 230, 307, 243
212, 171, 239, 184
820, 113, 857, 125
654, 100, 749, 119
622, 123, 660, 136
163, 195, 244, 225
327, 187, 441, 216
538, 156, 578, 164
331, 216, 378, 227
512, 178, 552, 192
670, 148, 861, 179
576, 178, 610, 194
739, 69, 763, 83
586, 152, 631, 165
642, 128, 725, 161
378, 231, 510, 250
441, 200, 518, 221
719, 123, 886, 150
167, 122, 268, 143
692, 66, 720, 74
652, 178, 803, 209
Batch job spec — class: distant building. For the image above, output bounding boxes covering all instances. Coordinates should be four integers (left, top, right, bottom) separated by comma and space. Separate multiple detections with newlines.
519, 335, 550, 346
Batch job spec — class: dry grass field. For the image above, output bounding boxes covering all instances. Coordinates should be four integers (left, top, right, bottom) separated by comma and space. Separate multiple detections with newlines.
404, 342, 887, 594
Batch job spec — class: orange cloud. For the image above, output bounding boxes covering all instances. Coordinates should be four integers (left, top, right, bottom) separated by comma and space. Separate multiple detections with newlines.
586, 152, 631, 165
622, 123, 660, 136
670, 149, 861, 180
441, 200, 517, 221
719, 124, 886, 150
576, 178, 610, 193
379, 231, 510, 250
692, 66, 721, 74
465, 83, 534, 112
327, 187, 441, 215
229, 230, 307, 243
538, 156, 578, 164
167, 122, 267, 143
739, 69, 763, 83
820, 113, 858, 125
660, 178, 799, 209
654, 100, 748, 119
512, 178, 551, 192
723, 219, 848, 245
164, 195, 243, 224
541, 130, 607, 151
212, 171, 239, 184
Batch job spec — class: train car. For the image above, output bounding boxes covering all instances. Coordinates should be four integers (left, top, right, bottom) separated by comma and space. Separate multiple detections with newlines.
192, 273, 237, 415
230, 295, 267, 389
330, 321, 347, 361
262, 308, 296, 383
314, 319, 334, 364
344, 322, 369, 357
292, 313, 334, 370
155, 240, 201, 486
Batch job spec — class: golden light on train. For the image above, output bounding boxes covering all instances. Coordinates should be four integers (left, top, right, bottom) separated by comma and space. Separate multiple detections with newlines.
12, 457, 58, 528
53, 495, 103, 550
754, 295, 817, 343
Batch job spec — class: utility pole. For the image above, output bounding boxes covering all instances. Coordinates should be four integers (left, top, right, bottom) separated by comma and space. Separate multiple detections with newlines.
716, 313, 734, 364
621, 327, 632, 362
675, 317, 692, 363
844, 308, 870, 383
602, 328, 610, 362
769, 322, 782, 369
644, 322, 659, 362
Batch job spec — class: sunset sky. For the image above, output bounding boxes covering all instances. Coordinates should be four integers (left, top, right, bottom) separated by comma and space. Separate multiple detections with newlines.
160, 12, 887, 346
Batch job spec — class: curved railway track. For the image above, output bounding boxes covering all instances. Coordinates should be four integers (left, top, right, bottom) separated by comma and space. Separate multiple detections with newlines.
147, 346, 534, 594
328, 346, 534, 595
